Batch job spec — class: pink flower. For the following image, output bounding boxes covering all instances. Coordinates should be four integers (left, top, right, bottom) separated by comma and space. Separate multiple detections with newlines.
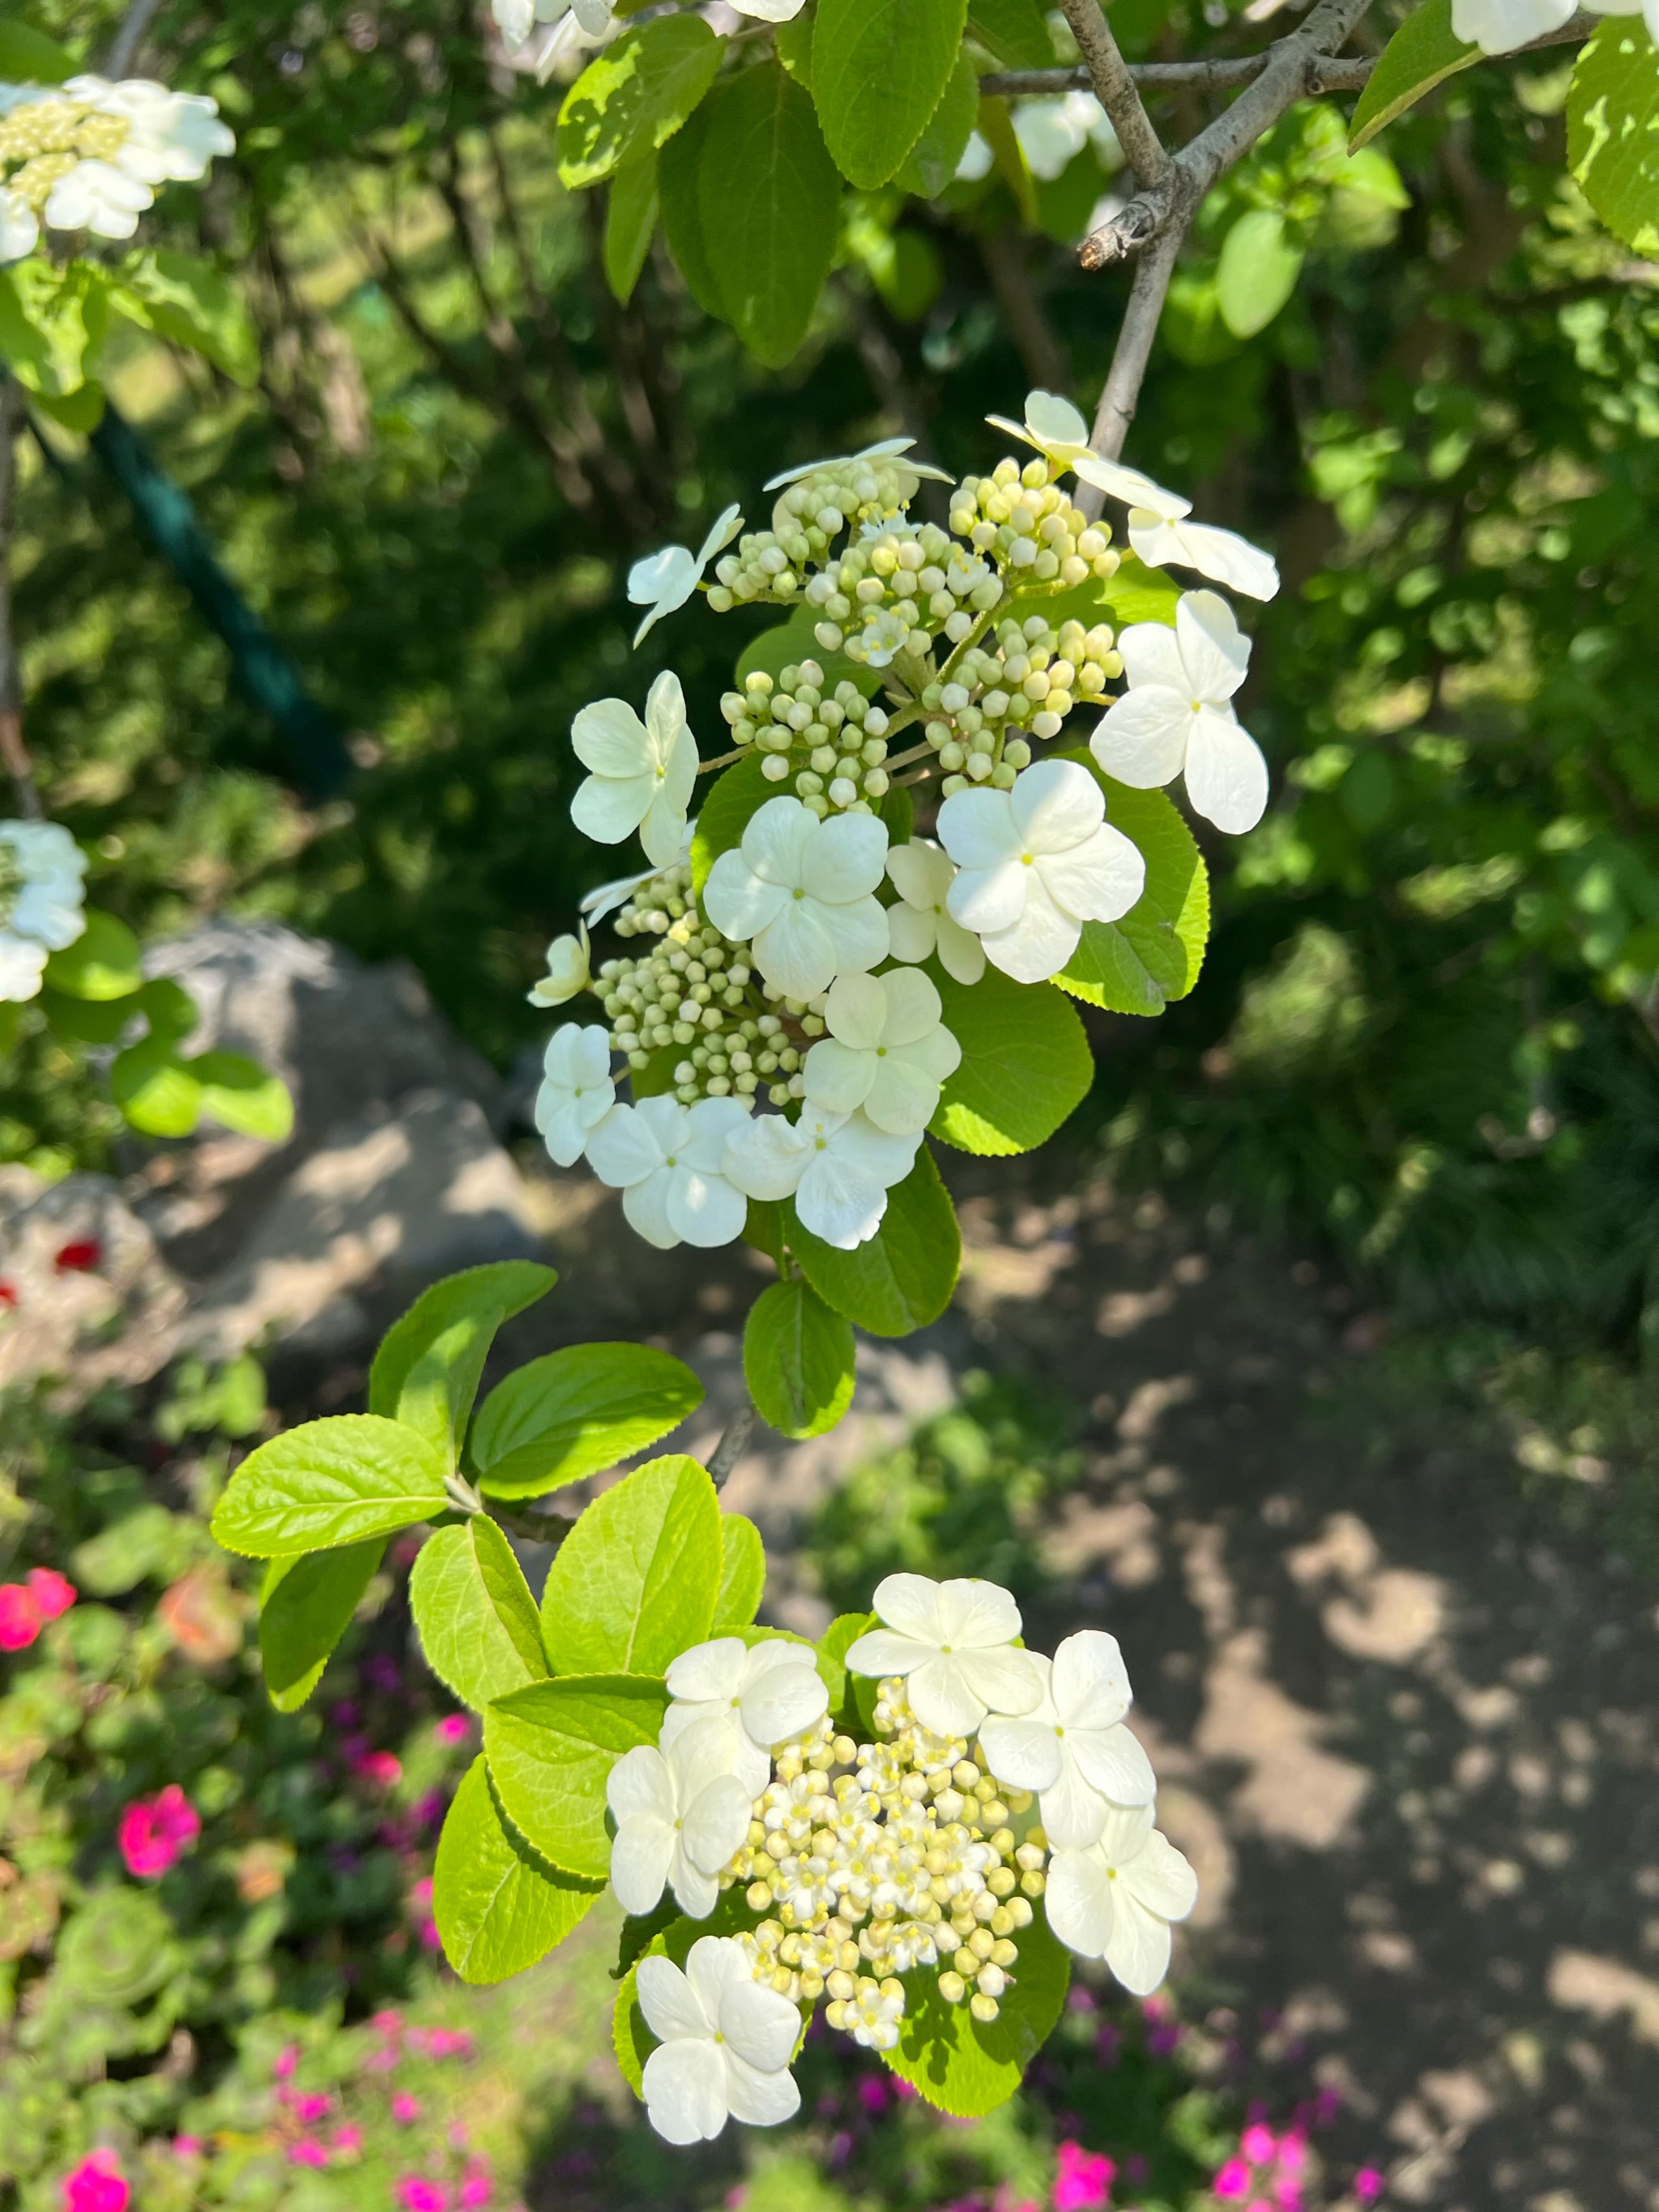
392, 2093, 422, 2124
434, 1715, 471, 1745
292, 2094, 333, 2124
366, 2046, 400, 2073
1275, 2136, 1307, 2179
1240, 2125, 1277, 2169
288, 2139, 329, 2167
332, 2125, 363, 2156
0, 1583, 43, 1651
274, 2044, 300, 2081
117, 1785, 201, 1878
1354, 2171, 1384, 2205
355, 1749, 403, 1787
61, 2152, 128, 2212
1053, 2141, 1115, 2212
28, 1568, 76, 1620
372, 2009, 404, 2035
460, 2180, 492, 2208
1213, 2159, 1252, 2201
396, 2181, 449, 2212
172, 2137, 203, 2160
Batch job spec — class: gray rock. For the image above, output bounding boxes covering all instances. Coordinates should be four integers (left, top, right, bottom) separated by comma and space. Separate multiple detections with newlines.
0, 1168, 186, 1394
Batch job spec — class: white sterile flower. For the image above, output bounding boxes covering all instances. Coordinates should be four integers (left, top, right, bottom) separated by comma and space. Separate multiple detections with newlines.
702, 796, 889, 1001
1044, 1804, 1199, 1995
0, 188, 39, 262
803, 968, 960, 1136
977, 1632, 1156, 1849
635, 1937, 801, 2143
571, 669, 698, 869
723, 1104, 919, 1249
937, 758, 1145, 986
1011, 90, 1108, 181
578, 831, 695, 928
1450, 0, 1575, 50
1121, 481, 1279, 604
42, 156, 151, 239
66, 75, 234, 183
986, 389, 1100, 473
662, 1636, 830, 1796
585, 1093, 751, 1249
628, 504, 743, 647
763, 437, 955, 492
533, 1023, 614, 1167
0, 821, 87, 1003
607, 1730, 753, 1921
845, 1574, 1043, 1737
885, 839, 986, 984
528, 926, 591, 1006
1091, 589, 1268, 835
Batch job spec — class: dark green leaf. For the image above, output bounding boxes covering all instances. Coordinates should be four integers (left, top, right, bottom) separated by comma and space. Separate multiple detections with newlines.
604, 152, 659, 304
539, 1454, 722, 1675
0, 21, 74, 79
898, 49, 981, 199
787, 1147, 960, 1337
733, 602, 881, 702
697, 64, 841, 366
212, 1415, 452, 1557
744, 1278, 857, 1439
484, 1673, 667, 1879
433, 1758, 603, 1984
1348, 0, 1480, 149
369, 1262, 558, 1467
813, 0, 970, 188
659, 97, 726, 318
410, 1518, 548, 1710
471, 1342, 704, 1499
557, 17, 724, 188
259, 1539, 386, 1711
1568, 20, 1659, 256
966, 0, 1054, 68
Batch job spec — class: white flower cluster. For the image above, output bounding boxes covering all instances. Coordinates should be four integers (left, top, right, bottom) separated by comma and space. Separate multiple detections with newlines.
606, 1578, 1196, 2148
0, 820, 87, 1002
0, 75, 232, 258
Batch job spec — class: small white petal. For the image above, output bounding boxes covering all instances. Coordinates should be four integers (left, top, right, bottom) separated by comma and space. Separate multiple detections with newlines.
642, 2037, 729, 2142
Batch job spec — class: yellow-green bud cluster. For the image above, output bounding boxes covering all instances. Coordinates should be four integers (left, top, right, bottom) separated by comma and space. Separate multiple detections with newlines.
722, 1683, 1049, 2043
707, 457, 929, 613
719, 659, 893, 817
948, 459, 1119, 591
805, 519, 999, 670
919, 613, 1127, 796
0, 93, 129, 210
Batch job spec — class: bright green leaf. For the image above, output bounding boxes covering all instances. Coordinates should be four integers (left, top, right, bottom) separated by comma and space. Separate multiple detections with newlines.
369, 1262, 558, 1467
109, 251, 258, 384
697, 63, 841, 366
1052, 767, 1209, 1016
471, 1343, 704, 1500
258, 1539, 386, 1710
110, 1036, 203, 1138
0, 259, 108, 399
212, 1415, 452, 1557
434, 1757, 603, 1984
28, 378, 105, 434
557, 17, 723, 188
484, 1673, 667, 1879
1015, 553, 1183, 635
898, 49, 981, 199
410, 1518, 548, 1710
966, 0, 1054, 68
820, 1611, 875, 1727
744, 1278, 856, 1440
0, 21, 75, 80
713, 1513, 766, 1629
787, 1147, 960, 1337
1569, 20, 1659, 256
42, 911, 143, 1002
604, 152, 659, 304
539, 1454, 722, 1676
1348, 0, 1481, 149
189, 1051, 296, 1143
1215, 208, 1306, 339
136, 976, 197, 1041
929, 963, 1093, 1155
813, 0, 970, 188
881, 1912, 1069, 2113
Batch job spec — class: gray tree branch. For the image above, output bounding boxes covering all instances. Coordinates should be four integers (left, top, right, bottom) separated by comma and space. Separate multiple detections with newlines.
1056, 0, 1172, 186
1075, 223, 1189, 517
982, 54, 1372, 95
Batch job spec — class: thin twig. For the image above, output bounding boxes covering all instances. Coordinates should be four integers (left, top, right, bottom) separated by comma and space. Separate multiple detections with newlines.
1075, 223, 1190, 519
706, 1398, 757, 1488
1055, 0, 1172, 186
0, 377, 42, 821
982, 54, 1371, 94
105, 0, 166, 76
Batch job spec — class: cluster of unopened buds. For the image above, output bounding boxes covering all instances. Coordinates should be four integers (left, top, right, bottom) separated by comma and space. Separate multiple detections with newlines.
609, 1574, 1197, 2146
530, 391, 1281, 1254
0, 73, 232, 257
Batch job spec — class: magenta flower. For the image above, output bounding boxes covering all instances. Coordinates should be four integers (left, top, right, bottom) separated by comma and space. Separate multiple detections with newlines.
460, 2179, 493, 2209
0, 1582, 44, 1651
1213, 2159, 1252, 2200
274, 2044, 300, 2081
1240, 2125, 1277, 2168
354, 1749, 403, 1787
1354, 2171, 1385, 2205
434, 1715, 471, 1745
61, 2152, 128, 2212
396, 2181, 449, 2212
292, 2094, 333, 2124
29, 1567, 76, 1619
332, 2125, 364, 2156
1053, 2141, 1115, 2211
856, 2075, 889, 2116
172, 2137, 203, 2160
287, 2139, 329, 2167
392, 2093, 422, 2124
117, 1785, 200, 1877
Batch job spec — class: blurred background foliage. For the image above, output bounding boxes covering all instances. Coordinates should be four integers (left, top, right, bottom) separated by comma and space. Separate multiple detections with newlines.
5, 0, 1658, 1371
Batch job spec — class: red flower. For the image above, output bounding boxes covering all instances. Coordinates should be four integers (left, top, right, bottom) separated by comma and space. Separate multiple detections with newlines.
54, 1239, 103, 1272
0, 1583, 43, 1651
117, 1784, 201, 1877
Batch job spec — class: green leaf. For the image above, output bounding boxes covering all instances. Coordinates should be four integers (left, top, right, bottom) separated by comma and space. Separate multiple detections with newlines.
539, 1454, 722, 1676
787, 1147, 960, 1337
410, 1518, 548, 1710
1052, 767, 1209, 1016
433, 1757, 603, 1984
776, 15, 814, 85
604, 152, 659, 304
29, 379, 106, 434
1215, 207, 1306, 339
258, 1539, 386, 1711
744, 1278, 857, 1439
136, 975, 197, 1041
109, 252, 258, 384
484, 1673, 667, 1879
1569, 20, 1659, 256
734, 602, 881, 702
471, 1343, 704, 1500
369, 1262, 558, 1467
110, 1036, 203, 1138
1348, 0, 1481, 149
38, 986, 135, 1046
881, 1912, 1070, 2114
689, 752, 776, 903
0, 263, 108, 399
820, 1611, 875, 1728
898, 49, 981, 199
42, 911, 142, 1001
212, 1415, 452, 1557
697, 63, 842, 366
1012, 553, 1181, 634
976, 94, 1037, 225
813, 0, 970, 188
966, 0, 1054, 68
713, 1512, 766, 1629
929, 963, 1092, 1156
188, 1051, 296, 1142
0, 21, 75, 79
659, 98, 726, 319
557, 17, 724, 188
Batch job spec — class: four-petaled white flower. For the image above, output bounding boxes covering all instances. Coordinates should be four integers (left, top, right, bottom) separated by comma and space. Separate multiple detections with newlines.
885, 840, 986, 984
1090, 590, 1268, 835
585, 1094, 751, 1249
977, 1632, 1156, 1848
606, 1729, 754, 1921
937, 759, 1145, 986
845, 1573, 1043, 1737
528, 926, 591, 1007
723, 1104, 919, 1250
635, 1938, 801, 2143
0, 822, 88, 1004
803, 969, 960, 1136
43, 156, 150, 239
661, 1636, 830, 1796
571, 670, 698, 869
986, 390, 1102, 476
628, 505, 743, 646
763, 438, 955, 493
0, 186, 40, 262
533, 1023, 614, 1168
1044, 1804, 1199, 1995
703, 797, 889, 1001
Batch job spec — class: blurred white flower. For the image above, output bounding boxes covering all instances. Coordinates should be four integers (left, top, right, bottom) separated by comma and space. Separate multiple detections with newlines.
1045, 1804, 1199, 1994
723, 1104, 919, 1249
635, 1938, 801, 2143
956, 130, 995, 183
66, 75, 234, 184
661, 1636, 829, 1796
844, 1573, 1043, 1737
491, 0, 613, 64
585, 1093, 751, 1249
702, 797, 889, 1001
533, 1023, 614, 1167
628, 505, 743, 647
0, 821, 87, 1004
607, 1732, 753, 1920
885, 839, 986, 984
1011, 90, 1116, 181
0, 187, 39, 261
803, 968, 960, 1136
938, 758, 1145, 985
727, 0, 809, 19
1450, 0, 1575, 50
978, 1632, 1156, 1847
1091, 589, 1269, 834
571, 670, 698, 868
42, 156, 149, 239
528, 927, 591, 1007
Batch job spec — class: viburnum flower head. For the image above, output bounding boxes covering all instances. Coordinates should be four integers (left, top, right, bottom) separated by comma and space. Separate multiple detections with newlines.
885, 839, 986, 983
585, 1094, 750, 1249
528, 926, 591, 1007
628, 504, 743, 646
723, 1103, 919, 1249
702, 796, 889, 1001
606, 1728, 753, 1920
66, 75, 235, 184
533, 1023, 614, 1167
661, 1635, 830, 1796
570, 670, 698, 869
635, 1937, 802, 2143
1090, 590, 1268, 835
0, 820, 88, 1002
1044, 1804, 1199, 1994
803, 968, 961, 1136
763, 437, 955, 493
845, 1573, 1043, 1736
937, 759, 1145, 986
977, 1631, 1156, 1847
